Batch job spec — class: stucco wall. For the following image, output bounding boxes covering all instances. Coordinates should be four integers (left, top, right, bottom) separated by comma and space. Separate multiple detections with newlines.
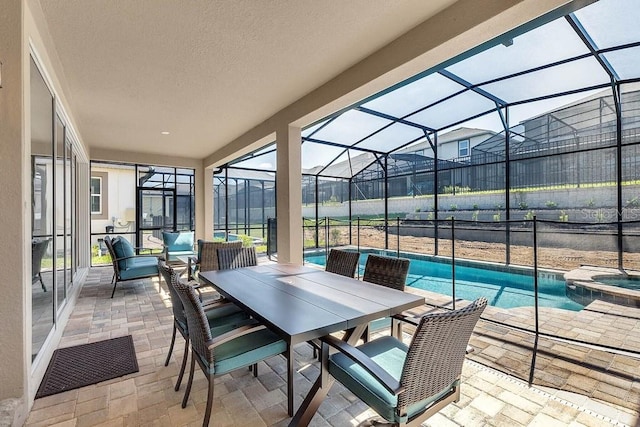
0, 0, 26, 411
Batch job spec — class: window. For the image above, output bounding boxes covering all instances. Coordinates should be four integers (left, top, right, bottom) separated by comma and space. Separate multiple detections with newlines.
90, 172, 108, 219
90, 177, 101, 214
458, 139, 470, 157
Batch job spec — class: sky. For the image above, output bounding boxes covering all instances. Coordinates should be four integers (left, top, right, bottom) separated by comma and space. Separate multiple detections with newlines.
232, 0, 639, 174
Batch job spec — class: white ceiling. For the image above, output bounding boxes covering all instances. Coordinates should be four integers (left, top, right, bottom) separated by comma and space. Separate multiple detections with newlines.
36, 0, 458, 159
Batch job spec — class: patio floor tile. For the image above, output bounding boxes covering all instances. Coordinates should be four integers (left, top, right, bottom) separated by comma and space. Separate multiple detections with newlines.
24, 264, 640, 426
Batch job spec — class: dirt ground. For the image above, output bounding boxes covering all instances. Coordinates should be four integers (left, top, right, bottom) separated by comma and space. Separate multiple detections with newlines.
309, 226, 640, 272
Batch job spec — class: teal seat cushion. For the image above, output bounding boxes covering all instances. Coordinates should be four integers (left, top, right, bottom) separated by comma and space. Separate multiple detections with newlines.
165, 249, 196, 261
197, 328, 286, 375
204, 302, 245, 320
163, 231, 195, 252
329, 336, 454, 423
177, 304, 248, 333
119, 256, 158, 280
111, 237, 136, 270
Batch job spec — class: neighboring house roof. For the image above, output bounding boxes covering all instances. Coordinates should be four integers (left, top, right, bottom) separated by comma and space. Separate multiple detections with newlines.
436, 127, 497, 143
523, 82, 640, 124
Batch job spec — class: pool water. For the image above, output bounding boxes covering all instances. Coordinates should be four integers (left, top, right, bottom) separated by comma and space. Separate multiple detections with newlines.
305, 252, 584, 311
598, 277, 640, 290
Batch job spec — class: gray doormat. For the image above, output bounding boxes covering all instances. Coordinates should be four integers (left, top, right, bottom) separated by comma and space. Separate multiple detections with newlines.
36, 335, 138, 399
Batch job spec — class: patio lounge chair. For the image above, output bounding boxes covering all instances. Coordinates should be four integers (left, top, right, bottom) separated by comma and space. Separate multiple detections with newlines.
319, 297, 487, 426
325, 248, 360, 278
104, 235, 160, 298
158, 260, 248, 391
173, 276, 287, 427
32, 238, 50, 292
216, 246, 257, 270
162, 230, 196, 263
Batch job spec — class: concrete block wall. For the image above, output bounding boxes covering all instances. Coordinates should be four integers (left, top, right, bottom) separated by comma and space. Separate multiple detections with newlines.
301, 185, 629, 219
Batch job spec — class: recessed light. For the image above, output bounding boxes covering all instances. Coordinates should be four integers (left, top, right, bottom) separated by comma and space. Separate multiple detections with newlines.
161, 131, 170, 135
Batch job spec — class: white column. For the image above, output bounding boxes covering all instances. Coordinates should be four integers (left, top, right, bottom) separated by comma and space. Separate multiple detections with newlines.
204, 167, 214, 240
276, 124, 303, 264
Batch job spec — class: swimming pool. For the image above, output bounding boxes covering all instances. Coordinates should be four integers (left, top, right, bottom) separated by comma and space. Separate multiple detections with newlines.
304, 250, 584, 311
598, 277, 640, 290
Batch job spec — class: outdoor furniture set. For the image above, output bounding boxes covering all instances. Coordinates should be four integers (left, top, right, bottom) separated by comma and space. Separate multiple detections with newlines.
106, 236, 485, 427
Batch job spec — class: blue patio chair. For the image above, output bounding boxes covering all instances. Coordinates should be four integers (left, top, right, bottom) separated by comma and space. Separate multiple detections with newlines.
162, 231, 196, 263
104, 235, 160, 298
173, 276, 287, 427
319, 297, 487, 426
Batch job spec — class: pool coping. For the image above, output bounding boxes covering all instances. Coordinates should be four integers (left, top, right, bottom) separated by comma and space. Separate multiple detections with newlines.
565, 265, 640, 308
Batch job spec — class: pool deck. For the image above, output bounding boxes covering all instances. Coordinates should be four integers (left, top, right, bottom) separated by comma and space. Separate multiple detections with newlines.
23, 260, 640, 426
403, 285, 640, 420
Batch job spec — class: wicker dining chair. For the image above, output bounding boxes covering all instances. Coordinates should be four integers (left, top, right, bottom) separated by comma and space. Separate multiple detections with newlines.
320, 297, 487, 426
311, 248, 361, 358
325, 249, 360, 278
361, 254, 411, 340
216, 246, 258, 270
189, 240, 243, 278
363, 254, 410, 291
172, 276, 287, 427
158, 260, 248, 391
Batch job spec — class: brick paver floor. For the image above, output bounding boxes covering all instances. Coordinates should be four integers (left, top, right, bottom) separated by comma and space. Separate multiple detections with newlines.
25, 264, 639, 426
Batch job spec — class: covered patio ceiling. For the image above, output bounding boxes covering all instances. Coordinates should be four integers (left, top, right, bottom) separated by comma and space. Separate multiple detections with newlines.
33, 0, 459, 159
227, 0, 640, 180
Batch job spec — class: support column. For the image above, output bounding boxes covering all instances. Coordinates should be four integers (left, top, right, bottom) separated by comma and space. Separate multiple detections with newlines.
0, 0, 27, 416
203, 167, 214, 240
276, 124, 303, 264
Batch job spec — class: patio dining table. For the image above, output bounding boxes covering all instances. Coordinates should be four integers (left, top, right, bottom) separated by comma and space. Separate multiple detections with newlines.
198, 263, 424, 424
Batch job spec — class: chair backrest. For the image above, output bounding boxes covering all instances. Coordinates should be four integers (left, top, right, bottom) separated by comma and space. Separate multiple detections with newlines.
106, 235, 137, 271
217, 246, 257, 270
172, 277, 214, 364
158, 259, 187, 327
325, 249, 360, 278
398, 297, 487, 412
362, 254, 410, 291
162, 231, 195, 252
31, 238, 50, 279
103, 235, 121, 276
199, 240, 243, 272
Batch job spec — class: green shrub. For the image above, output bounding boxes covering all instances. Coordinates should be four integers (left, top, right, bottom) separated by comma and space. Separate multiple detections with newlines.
545, 200, 558, 208
626, 196, 640, 208
330, 228, 341, 245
